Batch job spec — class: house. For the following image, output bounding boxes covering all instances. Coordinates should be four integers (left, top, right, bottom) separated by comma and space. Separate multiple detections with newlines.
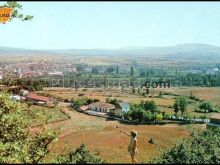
9, 95, 21, 102
110, 102, 130, 118
20, 90, 30, 96
207, 113, 220, 128
88, 102, 115, 113
26, 93, 50, 105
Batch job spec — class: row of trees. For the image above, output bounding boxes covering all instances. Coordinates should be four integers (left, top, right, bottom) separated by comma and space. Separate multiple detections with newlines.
123, 100, 167, 122
1, 78, 48, 92
71, 97, 100, 108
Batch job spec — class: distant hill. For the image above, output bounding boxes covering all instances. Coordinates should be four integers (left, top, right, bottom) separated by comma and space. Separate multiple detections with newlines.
1, 43, 220, 61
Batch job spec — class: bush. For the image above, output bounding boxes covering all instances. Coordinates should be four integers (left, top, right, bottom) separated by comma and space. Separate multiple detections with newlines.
55, 144, 104, 164
0, 92, 58, 163
154, 127, 220, 164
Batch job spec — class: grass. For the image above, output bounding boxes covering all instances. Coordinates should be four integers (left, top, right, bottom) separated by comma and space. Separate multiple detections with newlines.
27, 105, 69, 126
155, 87, 220, 105
41, 87, 219, 119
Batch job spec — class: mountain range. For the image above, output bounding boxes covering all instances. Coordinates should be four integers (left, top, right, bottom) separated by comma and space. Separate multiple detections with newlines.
1, 43, 220, 61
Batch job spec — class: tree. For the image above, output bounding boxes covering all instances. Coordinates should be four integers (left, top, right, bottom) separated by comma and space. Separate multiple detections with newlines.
173, 99, 179, 114
155, 127, 220, 164
71, 99, 85, 108
1, 1, 33, 22
158, 91, 163, 98
0, 93, 57, 163
173, 97, 188, 115
199, 101, 214, 113
116, 65, 119, 74
91, 67, 99, 74
141, 100, 158, 113
190, 90, 193, 98
155, 113, 163, 122
130, 66, 134, 76
146, 88, 150, 95
106, 66, 115, 73
132, 86, 135, 94
179, 97, 188, 115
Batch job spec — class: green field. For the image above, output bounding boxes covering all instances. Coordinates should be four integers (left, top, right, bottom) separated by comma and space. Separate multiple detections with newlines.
27, 105, 70, 126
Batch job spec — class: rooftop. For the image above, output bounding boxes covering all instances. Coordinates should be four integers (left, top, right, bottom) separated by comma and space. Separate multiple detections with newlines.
210, 113, 220, 120
89, 102, 115, 109
27, 93, 50, 102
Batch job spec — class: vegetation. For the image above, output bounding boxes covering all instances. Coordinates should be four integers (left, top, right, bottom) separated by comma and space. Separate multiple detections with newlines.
0, 93, 57, 163
55, 143, 104, 164
0, 92, 104, 163
1, 78, 48, 92
195, 101, 220, 113
71, 97, 100, 108
155, 127, 220, 164
123, 100, 165, 122
0, 1, 33, 22
173, 96, 188, 115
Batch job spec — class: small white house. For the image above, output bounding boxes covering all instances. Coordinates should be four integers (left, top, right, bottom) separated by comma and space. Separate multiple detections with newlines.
110, 102, 130, 118
88, 102, 115, 113
20, 90, 30, 96
10, 95, 21, 102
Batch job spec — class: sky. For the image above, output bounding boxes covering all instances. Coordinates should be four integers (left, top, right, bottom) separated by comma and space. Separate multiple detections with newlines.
1, 1, 220, 49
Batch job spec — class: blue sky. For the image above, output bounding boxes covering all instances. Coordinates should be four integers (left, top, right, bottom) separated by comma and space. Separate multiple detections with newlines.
1, 1, 220, 49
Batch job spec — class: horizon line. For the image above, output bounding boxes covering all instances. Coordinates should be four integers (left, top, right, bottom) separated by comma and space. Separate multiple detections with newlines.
0, 42, 219, 50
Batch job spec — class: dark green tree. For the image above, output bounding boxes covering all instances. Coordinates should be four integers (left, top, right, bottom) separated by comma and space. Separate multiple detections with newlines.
199, 101, 214, 113
130, 66, 134, 76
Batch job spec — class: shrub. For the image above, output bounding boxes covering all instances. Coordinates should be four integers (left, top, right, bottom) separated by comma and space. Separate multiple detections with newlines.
154, 127, 220, 164
55, 144, 104, 164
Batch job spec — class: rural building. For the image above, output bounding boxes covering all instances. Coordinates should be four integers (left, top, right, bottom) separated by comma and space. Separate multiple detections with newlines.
20, 89, 30, 96
88, 102, 115, 113
26, 93, 50, 105
207, 113, 220, 128
110, 102, 130, 118
9, 95, 21, 102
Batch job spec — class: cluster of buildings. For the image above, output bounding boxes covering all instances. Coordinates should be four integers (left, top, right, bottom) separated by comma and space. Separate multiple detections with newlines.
74, 101, 130, 118
187, 67, 219, 75
9, 89, 51, 106
0, 61, 78, 79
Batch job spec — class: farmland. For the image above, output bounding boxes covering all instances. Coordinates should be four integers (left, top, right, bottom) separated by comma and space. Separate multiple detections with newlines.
39, 103, 192, 163
32, 86, 215, 163
38, 86, 220, 118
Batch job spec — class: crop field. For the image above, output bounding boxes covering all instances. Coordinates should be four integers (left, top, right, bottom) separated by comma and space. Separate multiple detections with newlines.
39, 87, 219, 118
40, 87, 175, 107
155, 87, 220, 105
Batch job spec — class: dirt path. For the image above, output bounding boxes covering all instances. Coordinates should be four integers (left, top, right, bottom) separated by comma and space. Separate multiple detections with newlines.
31, 102, 119, 138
